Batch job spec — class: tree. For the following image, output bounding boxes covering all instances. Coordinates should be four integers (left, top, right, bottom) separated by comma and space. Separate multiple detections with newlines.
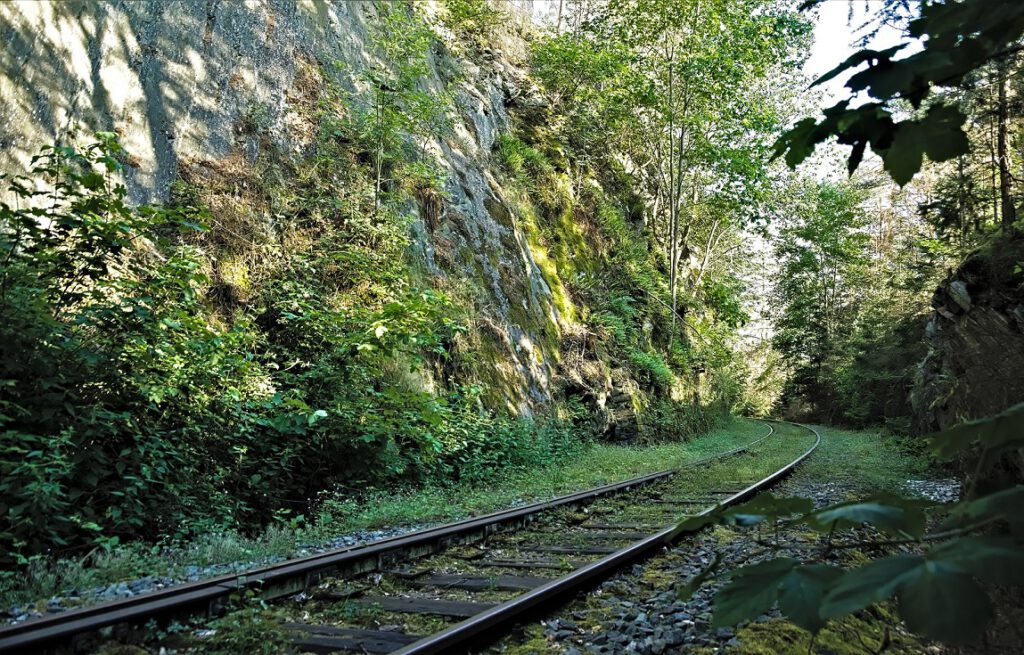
593, 0, 810, 341
359, 3, 453, 211
771, 180, 870, 417
775, 0, 1024, 202
672, 2, 1024, 643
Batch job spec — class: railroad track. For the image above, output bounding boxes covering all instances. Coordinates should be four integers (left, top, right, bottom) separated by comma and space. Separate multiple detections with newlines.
0, 420, 819, 654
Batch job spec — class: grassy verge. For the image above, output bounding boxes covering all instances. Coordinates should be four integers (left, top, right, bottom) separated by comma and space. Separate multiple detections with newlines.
1, 417, 768, 613
307, 416, 770, 534
722, 424, 939, 655
789, 423, 934, 493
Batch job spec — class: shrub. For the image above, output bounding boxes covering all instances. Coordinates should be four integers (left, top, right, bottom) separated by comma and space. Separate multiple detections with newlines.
0, 135, 260, 562
496, 133, 554, 180
628, 349, 675, 394
638, 398, 717, 443
0, 135, 595, 569
439, 0, 507, 42
0, 136, 461, 565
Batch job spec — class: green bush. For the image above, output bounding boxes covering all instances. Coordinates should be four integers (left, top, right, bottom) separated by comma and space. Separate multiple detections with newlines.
0, 136, 597, 568
496, 133, 554, 180
628, 349, 675, 394
639, 398, 717, 443
0, 135, 261, 560
429, 394, 588, 484
439, 0, 506, 41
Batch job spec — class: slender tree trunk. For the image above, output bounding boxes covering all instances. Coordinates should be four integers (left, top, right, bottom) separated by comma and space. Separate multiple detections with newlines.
666, 42, 679, 344
690, 218, 720, 300
375, 96, 383, 214
997, 56, 1016, 231
989, 89, 1000, 226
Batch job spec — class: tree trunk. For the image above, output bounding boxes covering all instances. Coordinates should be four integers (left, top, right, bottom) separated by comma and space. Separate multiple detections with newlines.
989, 89, 1000, 226
997, 56, 1016, 231
666, 42, 679, 343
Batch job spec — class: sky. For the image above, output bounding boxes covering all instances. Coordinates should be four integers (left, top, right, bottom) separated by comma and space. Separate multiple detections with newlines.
739, 1, 912, 345
804, 0, 910, 104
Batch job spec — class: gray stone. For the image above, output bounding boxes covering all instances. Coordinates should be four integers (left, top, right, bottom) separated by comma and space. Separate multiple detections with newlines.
948, 280, 971, 312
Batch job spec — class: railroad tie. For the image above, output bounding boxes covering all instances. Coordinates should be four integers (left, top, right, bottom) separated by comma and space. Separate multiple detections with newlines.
287, 624, 421, 654
533, 529, 649, 540
478, 558, 584, 570
521, 545, 618, 554
570, 531, 650, 540
413, 574, 550, 591
355, 596, 498, 617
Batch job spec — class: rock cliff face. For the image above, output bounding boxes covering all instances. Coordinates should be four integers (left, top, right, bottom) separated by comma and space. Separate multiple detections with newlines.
0, 0, 642, 424
912, 235, 1024, 433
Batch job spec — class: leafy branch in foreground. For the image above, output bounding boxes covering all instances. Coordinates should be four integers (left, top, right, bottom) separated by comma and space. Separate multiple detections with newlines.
674, 403, 1024, 644
776, 0, 1024, 186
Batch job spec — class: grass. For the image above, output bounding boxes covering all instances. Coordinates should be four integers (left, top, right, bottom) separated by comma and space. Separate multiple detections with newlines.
790, 424, 935, 493
0, 417, 769, 613
309, 415, 770, 533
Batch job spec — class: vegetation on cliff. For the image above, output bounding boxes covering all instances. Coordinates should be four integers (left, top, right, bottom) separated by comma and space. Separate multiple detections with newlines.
0, 0, 808, 569
0, 0, 1022, 649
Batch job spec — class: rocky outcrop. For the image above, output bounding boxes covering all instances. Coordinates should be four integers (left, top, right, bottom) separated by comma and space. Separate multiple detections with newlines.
0, 1, 571, 414
912, 235, 1024, 433
606, 369, 640, 442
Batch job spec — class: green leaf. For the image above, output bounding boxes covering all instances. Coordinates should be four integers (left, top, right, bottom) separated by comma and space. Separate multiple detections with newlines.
880, 125, 923, 187
777, 565, 844, 634
811, 46, 906, 90
945, 486, 1024, 528
723, 495, 815, 527
308, 409, 329, 427
806, 494, 930, 537
929, 402, 1024, 461
847, 142, 866, 176
670, 510, 721, 537
670, 496, 814, 537
897, 562, 992, 644
678, 553, 722, 600
713, 558, 797, 627
821, 555, 922, 618
927, 535, 1024, 585
771, 117, 821, 168
920, 105, 970, 161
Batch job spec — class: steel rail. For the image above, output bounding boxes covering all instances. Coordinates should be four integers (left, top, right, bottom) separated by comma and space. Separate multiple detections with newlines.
0, 421, 775, 654
390, 421, 820, 655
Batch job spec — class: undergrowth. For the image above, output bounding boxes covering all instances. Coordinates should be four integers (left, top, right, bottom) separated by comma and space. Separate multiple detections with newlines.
0, 417, 761, 612
791, 425, 933, 493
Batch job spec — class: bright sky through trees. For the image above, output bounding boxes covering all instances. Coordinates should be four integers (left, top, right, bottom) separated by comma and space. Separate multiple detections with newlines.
804, 0, 906, 103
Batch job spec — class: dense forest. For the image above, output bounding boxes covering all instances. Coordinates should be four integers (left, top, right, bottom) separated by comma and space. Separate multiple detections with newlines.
0, 0, 1022, 652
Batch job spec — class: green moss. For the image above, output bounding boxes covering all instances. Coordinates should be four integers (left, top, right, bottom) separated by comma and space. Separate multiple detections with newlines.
501, 623, 558, 654
730, 605, 926, 655
521, 199, 576, 322
640, 565, 678, 588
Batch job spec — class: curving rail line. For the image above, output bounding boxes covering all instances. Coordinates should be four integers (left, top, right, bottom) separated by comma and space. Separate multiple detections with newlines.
0, 420, 821, 654
390, 421, 820, 655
